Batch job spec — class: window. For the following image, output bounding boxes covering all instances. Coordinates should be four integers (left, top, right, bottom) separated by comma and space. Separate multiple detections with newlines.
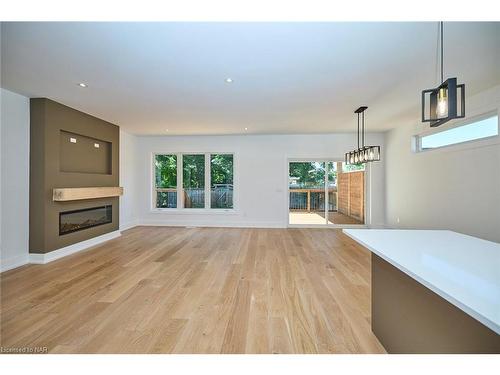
153, 153, 234, 210
211, 154, 234, 209
154, 154, 177, 208
419, 115, 498, 151
183, 154, 205, 208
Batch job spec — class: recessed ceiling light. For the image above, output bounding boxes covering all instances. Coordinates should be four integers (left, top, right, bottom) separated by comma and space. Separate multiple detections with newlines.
225, 78, 233, 83
78, 83, 88, 88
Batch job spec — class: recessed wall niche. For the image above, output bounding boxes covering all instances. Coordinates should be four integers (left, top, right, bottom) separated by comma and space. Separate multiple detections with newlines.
60, 130, 112, 174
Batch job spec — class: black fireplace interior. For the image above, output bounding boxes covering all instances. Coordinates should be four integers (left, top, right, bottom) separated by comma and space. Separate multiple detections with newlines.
59, 205, 112, 235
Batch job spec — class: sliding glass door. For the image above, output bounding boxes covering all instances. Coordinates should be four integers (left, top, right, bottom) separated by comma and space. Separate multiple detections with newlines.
288, 162, 326, 225
288, 160, 365, 226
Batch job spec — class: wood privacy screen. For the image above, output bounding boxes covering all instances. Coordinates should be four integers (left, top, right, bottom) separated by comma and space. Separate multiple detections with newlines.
337, 170, 365, 223
53, 187, 123, 201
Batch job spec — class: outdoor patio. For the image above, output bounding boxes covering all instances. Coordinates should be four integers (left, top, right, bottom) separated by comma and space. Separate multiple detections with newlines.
289, 211, 363, 225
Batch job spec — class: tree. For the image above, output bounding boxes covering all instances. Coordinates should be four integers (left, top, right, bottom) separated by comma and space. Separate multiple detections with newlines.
289, 162, 340, 188
211, 154, 233, 185
183, 155, 205, 188
155, 154, 177, 188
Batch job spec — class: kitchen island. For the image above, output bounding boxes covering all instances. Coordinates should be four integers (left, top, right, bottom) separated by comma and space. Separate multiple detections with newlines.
343, 229, 500, 353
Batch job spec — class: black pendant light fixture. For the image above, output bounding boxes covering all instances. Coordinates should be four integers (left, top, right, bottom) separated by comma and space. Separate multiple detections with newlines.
422, 22, 465, 127
345, 106, 380, 165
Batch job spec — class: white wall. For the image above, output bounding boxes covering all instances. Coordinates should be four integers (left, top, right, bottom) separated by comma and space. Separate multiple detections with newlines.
119, 130, 138, 230
385, 85, 500, 243
133, 133, 386, 228
0, 88, 30, 271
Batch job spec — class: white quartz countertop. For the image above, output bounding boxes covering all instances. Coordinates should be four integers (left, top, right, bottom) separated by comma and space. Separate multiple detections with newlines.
343, 229, 500, 334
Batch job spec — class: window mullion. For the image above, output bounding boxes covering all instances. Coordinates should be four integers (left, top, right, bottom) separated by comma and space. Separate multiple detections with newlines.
153, 153, 157, 209
205, 153, 210, 209
324, 161, 329, 225
178, 153, 183, 209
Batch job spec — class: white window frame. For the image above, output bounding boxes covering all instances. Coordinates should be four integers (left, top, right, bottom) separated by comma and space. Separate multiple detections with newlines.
151, 152, 236, 213
414, 111, 500, 153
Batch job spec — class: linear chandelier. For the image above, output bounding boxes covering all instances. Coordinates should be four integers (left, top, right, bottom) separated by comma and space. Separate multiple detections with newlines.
345, 106, 380, 165
421, 21, 465, 127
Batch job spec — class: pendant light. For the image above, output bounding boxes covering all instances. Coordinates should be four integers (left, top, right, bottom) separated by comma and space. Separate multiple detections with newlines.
345, 106, 380, 165
421, 21, 465, 127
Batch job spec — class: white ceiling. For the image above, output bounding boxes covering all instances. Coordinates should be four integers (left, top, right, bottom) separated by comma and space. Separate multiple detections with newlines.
1, 22, 499, 135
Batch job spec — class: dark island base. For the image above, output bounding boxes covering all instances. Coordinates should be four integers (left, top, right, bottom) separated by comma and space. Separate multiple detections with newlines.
371, 253, 500, 354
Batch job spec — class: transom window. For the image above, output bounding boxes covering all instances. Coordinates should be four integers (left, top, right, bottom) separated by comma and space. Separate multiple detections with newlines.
417, 115, 498, 151
153, 153, 234, 210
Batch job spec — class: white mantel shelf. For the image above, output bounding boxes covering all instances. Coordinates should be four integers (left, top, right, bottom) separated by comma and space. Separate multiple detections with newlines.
343, 229, 500, 335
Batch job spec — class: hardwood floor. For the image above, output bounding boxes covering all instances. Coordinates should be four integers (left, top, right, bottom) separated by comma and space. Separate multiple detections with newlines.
0, 227, 385, 354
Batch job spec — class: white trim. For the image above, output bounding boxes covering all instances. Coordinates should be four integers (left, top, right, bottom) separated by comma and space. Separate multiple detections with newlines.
0, 254, 29, 273
29, 230, 121, 264
139, 220, 284, 229
120, 220, 139, 231
204, 152, 211, 209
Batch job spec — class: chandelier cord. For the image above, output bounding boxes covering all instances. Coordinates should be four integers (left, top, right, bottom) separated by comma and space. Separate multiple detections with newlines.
440, 21, 444, 83
362, 111, 365, 148
357, 113, 360, 149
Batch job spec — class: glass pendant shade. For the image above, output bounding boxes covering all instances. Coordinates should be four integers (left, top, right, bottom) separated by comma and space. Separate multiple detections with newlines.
345, 146, 381, 165
436, 87, 448, 118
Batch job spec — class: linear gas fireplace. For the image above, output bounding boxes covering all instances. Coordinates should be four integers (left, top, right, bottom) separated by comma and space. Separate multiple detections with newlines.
59, 205, 112, 235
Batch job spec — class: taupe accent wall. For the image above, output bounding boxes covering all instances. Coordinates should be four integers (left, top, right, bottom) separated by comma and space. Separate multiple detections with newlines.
30, 98, 120, 254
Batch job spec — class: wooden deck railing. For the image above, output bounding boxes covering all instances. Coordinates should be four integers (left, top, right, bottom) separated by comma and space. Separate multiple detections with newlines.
155, 186, 335, 211
155, 186, 233, 209
289, 188, 337, 212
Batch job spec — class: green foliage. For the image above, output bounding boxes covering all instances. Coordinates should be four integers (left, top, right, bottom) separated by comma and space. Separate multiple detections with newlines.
183, 154, 205, 188
211, 154, 233, 185
155, 154, 177, 188
156, 154, 234, 190
343, 163, 365, 172
289, 162, 338, 188
327, 164, 337, 185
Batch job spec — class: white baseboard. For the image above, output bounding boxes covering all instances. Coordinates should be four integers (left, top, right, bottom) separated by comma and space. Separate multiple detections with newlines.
120, 220, 139, 231
138, 220, 285, 229
29, 230, 122, 264
0, 254, 29, 273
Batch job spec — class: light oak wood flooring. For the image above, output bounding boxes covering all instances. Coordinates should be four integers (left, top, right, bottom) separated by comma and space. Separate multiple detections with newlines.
0, 227, 385, 354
